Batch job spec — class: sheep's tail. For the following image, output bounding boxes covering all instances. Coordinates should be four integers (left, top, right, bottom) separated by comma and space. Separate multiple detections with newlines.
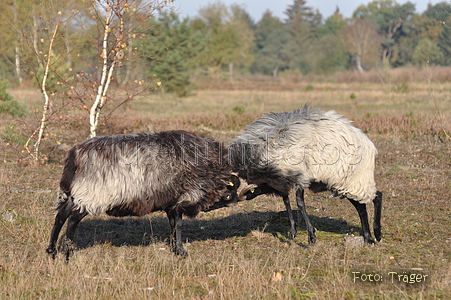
57, 146, 77, 206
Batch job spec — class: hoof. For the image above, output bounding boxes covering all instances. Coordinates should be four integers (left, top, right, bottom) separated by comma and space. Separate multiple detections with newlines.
46, 247, 57, 259
374, 228, 382, 242
364, 237, 376, 244
308, 236, 317, 244
308, 228, 317, 244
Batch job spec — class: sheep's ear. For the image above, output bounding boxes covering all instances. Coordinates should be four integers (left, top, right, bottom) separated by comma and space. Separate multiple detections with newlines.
227, 175, 240, 189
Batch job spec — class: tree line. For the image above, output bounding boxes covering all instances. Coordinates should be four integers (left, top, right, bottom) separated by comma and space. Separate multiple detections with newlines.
2, 0, 451, 98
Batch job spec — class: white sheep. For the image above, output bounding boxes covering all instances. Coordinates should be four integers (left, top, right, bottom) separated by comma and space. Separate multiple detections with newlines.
229, 104, 382, 244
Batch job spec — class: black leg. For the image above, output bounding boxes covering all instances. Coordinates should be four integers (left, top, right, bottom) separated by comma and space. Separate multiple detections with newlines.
348, 199, 375, 244
61, 209, 87, 261
166, 208, 177, 251
166, 208, 188, 257
295, 188, 316, 244
373, 191, 383, 241
46, 199, 74, 259
282, 195, 297, 239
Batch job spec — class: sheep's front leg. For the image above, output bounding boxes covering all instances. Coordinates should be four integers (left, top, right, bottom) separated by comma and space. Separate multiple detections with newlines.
348, 199, 375, 244
295, 188, 316, 244
166, 208, 188, 257
282, 195, 297, 239
373, 191, 383, 241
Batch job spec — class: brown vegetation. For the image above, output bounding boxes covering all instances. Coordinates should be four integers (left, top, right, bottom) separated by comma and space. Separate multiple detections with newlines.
1, 68, 450, 298
196, 66, 451, 90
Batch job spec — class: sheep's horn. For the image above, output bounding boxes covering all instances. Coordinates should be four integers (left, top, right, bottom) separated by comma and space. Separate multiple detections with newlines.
238, 184, 258, 200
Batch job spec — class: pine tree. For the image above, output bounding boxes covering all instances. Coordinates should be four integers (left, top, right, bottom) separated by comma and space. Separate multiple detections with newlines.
253, 11, 289, 77
284, 0, 323, 74
140, 11, 207, 96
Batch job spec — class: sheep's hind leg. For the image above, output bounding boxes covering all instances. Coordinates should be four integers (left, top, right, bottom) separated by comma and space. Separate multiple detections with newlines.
373, 191, 383, 241
295, 188, 316, 244
61, 209, 87, 261
348, 199, 375, 244
46, 198, 75, 259
166, 208, 188, 257
282, 195, 297, 239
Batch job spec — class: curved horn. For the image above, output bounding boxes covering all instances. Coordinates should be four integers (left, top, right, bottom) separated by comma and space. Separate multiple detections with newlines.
238, 183, 258, 200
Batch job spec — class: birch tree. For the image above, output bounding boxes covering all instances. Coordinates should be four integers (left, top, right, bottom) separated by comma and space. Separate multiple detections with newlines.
89, 3, 119, 138
344, 19, 382, 72
353, 0, 416, 66
27, 20, 61, 160
253, 11, 289, 78
84, 0, 168, 137
16, 0, 170, 160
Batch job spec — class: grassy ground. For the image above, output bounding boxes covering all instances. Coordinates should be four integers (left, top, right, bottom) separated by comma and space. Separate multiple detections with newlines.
1, 71, 451, 299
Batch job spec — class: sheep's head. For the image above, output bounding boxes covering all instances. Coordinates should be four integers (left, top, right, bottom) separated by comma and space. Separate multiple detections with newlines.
223, 174, 241, 202
204, 175, 241, 211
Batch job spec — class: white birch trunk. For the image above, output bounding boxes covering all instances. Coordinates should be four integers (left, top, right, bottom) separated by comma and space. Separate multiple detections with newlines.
89, 8, 113, 138
229, 62, 234, 82
355, 54, 364, 73
26, 22, 60, 160
15, 45, 22, 84
89, 5, 125, 138
272, 65, 279, 79
32, 13, 42, 66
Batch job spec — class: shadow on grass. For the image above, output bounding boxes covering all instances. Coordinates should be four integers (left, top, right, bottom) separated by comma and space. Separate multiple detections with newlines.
73, 209, 362, 250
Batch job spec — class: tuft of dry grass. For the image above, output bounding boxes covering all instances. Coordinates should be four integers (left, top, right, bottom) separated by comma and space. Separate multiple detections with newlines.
1, 71, 451, 298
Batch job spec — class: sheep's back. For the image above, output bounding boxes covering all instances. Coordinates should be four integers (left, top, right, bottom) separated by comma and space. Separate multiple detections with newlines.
65, 134, 176, 215
232, 105, 377, 202
62, 131, 232, 216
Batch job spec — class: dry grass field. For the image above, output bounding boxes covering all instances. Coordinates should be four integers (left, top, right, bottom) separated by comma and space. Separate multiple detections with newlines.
1, 68, 451, 299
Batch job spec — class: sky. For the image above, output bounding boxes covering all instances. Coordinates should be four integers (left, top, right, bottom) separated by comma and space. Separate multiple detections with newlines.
171, 0, 445, 22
